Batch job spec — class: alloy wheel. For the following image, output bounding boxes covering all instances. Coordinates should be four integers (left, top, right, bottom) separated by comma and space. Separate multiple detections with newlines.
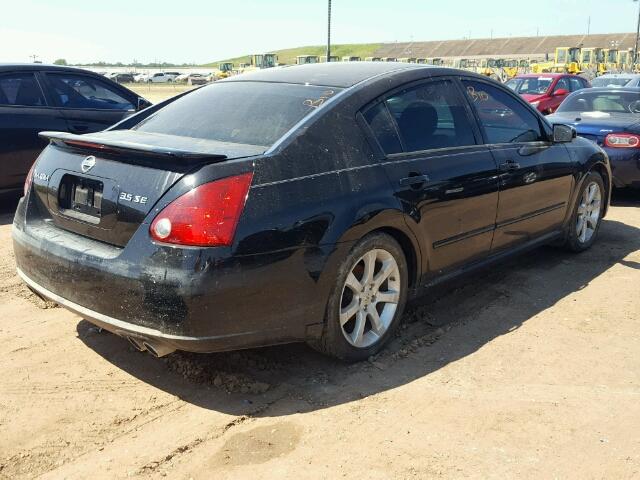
339, 249, 401, 348
576, 181, 602, 244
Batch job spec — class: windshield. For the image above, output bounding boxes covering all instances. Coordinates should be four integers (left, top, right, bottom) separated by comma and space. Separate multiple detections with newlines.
134, 82, 341, 147
505, 77, 553, 95
591, 77, 634, 88
557, 91, 640, 114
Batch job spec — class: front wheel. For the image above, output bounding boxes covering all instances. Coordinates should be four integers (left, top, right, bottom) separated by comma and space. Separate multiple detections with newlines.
310, 233, 408, 362
564, 171, 605, 252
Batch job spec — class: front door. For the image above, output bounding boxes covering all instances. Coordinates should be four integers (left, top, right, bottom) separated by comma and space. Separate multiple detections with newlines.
461, 78, 574, 252
361, 78, 500, 278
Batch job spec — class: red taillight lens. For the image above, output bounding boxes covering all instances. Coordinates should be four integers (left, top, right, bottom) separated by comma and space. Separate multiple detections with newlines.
604, 133, 640, 148
150, 173, 253, 247
24, 162, 36, 197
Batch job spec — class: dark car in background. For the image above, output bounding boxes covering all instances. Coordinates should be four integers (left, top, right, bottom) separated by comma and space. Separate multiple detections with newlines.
548, 87, 640, 188
0, 64, 151, 195
14, 63, 610, 362
107, 72, 136, 84
505, 73, 590, 115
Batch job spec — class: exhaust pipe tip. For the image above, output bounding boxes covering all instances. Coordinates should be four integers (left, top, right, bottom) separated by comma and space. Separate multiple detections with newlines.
127, 336, 147, 352
142, 341, 176, 358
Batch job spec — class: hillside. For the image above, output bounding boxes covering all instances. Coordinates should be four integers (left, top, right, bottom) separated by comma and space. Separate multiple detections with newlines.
204, 43, 381, 66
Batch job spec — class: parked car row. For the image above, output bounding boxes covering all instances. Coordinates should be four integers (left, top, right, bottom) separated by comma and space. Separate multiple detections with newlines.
11, 62, 614, 362
99, 71, 213, 84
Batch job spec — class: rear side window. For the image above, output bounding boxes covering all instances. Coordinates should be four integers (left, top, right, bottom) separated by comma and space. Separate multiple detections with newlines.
554, 78, 571, 92
362, 103, 402, 154
0, 73, 45, 107
462, 80, 544, 144
569, 77, 586, 92
47, 73, 134, 110
134, 82, 341, 147
363, 79, 477, 154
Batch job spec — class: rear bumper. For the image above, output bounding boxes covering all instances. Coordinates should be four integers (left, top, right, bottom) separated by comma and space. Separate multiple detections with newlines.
17, 267, 291, 353
604, 147, 640, 187
12, 196, 335, 353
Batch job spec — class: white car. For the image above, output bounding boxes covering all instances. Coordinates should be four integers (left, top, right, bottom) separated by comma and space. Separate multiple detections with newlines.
147, 72, 175, 83
134, 73, 149, 83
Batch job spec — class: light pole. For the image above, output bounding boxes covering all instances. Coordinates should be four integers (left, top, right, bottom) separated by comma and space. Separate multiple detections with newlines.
634, 0, 640, 69
327, 0, 332, 62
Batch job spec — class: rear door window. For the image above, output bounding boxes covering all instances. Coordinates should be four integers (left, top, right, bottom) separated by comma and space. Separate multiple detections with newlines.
462, 80, 544, 144
46, 73, 134, 110
0, 73, 46, 107
569, 77, 586, 92
134, 82, 341, 147
363, 79, 477, 154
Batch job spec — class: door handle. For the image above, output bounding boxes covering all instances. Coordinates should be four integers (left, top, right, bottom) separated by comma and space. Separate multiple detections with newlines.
399, 173, 430, 188
499, 160, 520, 171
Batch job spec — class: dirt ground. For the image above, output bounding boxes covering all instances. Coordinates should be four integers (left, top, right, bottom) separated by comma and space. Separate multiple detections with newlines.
127, 84, 195, 104
1, 191, 640, 479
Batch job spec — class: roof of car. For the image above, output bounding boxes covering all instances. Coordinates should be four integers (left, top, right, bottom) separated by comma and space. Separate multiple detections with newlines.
572, 86, 640, 92
595, 73, 640, 78
512, 73, 575, 79
0, 63, 100, 75
222, 62, 435, 88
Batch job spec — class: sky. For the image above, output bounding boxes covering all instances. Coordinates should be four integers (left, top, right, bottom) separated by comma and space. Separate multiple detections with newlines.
0, 0, 638, 64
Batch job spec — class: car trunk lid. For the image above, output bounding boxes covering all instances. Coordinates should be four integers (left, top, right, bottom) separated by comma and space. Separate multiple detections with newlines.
32, 130, 265, 247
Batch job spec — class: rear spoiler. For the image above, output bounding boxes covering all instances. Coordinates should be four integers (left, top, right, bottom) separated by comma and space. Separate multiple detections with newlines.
39, 131, 228, 163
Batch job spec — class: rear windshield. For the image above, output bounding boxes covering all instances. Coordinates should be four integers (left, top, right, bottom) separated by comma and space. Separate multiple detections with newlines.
133, 82, 341, 147
557, 91, 640, 114
505, 77, 553, 95
590, 77, 634, 88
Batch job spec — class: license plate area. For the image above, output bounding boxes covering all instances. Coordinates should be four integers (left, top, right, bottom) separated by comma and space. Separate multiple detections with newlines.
58, 175, 104, 224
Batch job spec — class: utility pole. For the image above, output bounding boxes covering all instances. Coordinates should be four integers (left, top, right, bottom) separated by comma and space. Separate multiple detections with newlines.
635, 0, 640, 69
327, 0, 332, 62
29, 54, 38, 63
587, 16, 591, 36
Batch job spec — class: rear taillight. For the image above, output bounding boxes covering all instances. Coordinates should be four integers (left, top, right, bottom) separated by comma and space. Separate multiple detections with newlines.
150, 173, 253, 247
604, 133, 640, 148
24, 162, 36, 197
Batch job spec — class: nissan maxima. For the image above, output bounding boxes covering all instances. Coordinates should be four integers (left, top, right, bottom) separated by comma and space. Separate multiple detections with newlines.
13, 63, 611, 361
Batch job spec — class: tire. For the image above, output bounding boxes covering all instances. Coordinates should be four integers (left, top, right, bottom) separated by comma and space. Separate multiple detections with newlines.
563, 171, 605, 252
310, 232, 409, 362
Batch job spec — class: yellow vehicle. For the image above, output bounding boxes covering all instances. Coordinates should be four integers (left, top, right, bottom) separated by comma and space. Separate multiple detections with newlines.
580, 48, 606, 74
415, 58, 428, 64
364, 57, 381, 62
603, 48, 619, 72
427, 58, 444, 66
217, 62, 233, 78
342, 56, 361, 62
381, 57, 397, 62
251, 53, 278, 69
502, 59, 520, 78
398, 57, 417, 63
296, 55, 319, 65
617, 49, 634, 71
554, 47, 581, 74
320, 55, 339, 62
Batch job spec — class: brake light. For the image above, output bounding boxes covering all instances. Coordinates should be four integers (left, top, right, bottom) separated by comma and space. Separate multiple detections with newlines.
604, 133, 640, 148
150, 173, 253, 247
24, 162, 36, 197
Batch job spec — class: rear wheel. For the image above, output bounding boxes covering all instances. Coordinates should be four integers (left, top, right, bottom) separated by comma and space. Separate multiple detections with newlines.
310, 233, 408, 362
564, 171, 605, 252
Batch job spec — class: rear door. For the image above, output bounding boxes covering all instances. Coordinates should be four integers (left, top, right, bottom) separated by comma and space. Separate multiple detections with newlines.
0, 71, 67, 193
361, 77, 499, 276
41, 71, 136, 134
461, 78, 574, 252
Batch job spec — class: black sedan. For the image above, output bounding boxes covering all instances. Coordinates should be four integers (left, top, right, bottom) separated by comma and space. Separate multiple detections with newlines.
13, 63, 610, 361
0, 64, 151, 196
547, 87, 640, 188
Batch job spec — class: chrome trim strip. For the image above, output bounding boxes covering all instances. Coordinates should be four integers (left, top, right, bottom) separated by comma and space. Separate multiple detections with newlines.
16, 267, 201, 341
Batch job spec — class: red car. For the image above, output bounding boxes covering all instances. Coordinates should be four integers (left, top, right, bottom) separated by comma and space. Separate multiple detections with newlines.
505, 73, 591, 115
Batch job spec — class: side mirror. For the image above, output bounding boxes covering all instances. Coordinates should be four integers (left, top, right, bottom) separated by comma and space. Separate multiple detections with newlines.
137, 97, 152, 111
553, 88, 569, 96
552, 124, 576, 143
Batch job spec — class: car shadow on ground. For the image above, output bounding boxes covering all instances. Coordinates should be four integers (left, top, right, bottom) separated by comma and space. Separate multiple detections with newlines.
77, 198, 640, 417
